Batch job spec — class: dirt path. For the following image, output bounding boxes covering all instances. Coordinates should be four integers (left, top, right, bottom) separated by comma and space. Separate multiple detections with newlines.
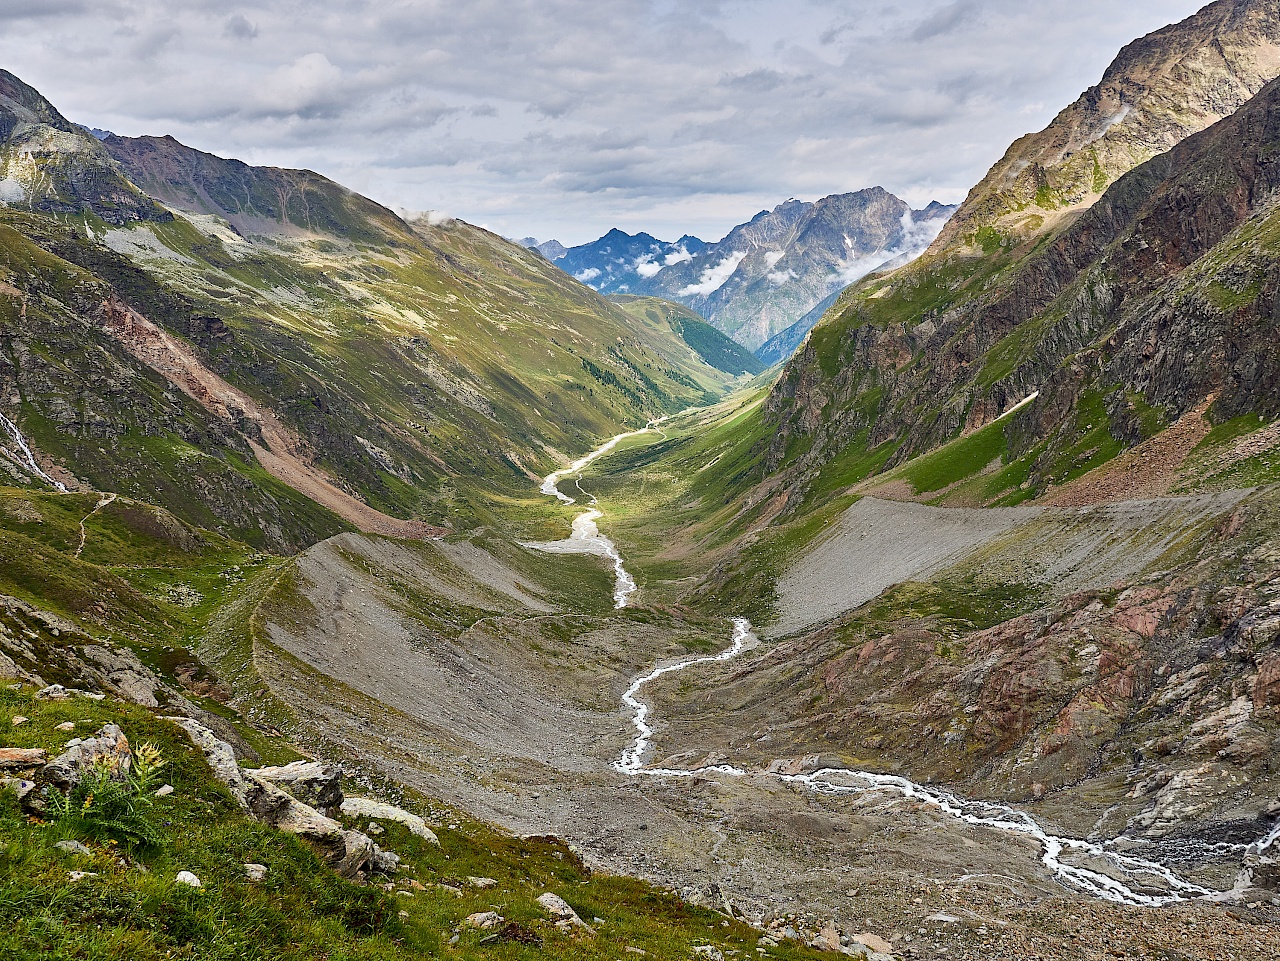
73, 492, 117, 557
99, 295, 444, 540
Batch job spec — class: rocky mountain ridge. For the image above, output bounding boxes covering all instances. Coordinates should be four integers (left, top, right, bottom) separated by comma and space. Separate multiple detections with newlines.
543, 191, 955, 353
761, 0, 1280, 517
934, 0, 1280, 252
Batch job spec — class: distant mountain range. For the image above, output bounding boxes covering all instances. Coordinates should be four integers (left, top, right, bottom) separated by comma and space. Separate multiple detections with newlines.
525, 190, 955, 355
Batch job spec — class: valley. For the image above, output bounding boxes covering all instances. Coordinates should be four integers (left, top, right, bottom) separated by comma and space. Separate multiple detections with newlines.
5, 2, 1280, 959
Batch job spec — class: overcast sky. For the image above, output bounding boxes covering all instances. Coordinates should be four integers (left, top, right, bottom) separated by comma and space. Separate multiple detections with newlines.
0, 0, 1208, 245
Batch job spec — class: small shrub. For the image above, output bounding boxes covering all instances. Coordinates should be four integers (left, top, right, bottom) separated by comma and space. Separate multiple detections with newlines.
47, 742, 169, 848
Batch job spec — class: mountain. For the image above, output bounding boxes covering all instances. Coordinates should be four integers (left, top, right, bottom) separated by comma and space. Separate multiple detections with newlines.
0, 76, 751, 553
934, 0, 1280, 253
762, 0, 1280, 514
518, 236, 568, 261
549, 193, 954, 354
551, 229, 708, 293
0, 70, 168, 226
608, 295, 767, 377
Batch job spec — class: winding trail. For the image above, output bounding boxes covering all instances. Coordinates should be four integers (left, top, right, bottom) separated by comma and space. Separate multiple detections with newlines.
74, 492, 118, 557
538, 426, 1275, 908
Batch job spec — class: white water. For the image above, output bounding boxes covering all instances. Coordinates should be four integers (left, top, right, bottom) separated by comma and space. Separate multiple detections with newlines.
531, 418, 668, 608
538, 426, 1275, 907
0, 412, 66, 492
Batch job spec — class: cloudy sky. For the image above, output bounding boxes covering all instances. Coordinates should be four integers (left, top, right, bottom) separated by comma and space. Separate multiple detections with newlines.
0, 0, 1207, 245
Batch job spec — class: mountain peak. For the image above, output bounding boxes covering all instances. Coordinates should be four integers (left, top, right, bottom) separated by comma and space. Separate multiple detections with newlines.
932, 0, 1280, 252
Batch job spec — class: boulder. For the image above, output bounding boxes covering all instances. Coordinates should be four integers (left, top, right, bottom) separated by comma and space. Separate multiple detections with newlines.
42, 724, 131, 790
175, 871, 202, 888
249, 761, 343, 816
850, 934, 895, 956
314, 829, 376, 880
371, 847, 401, 875
340, 796, 439, 844
0, 777, 36, 802
244, 863, 268, 881
465, 911, 504, 930
55, 839, 91, 856
811, 921, 841, 952
164, 717, 253, 808
536, 892, 595, 934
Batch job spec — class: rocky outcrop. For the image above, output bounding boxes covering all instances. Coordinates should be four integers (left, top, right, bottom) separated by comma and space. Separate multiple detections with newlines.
766, 59, 1280, 508
248, 761, 343, 817
167, 717, 401, 881
41, 724, 132, 791
340, 796, 440, 843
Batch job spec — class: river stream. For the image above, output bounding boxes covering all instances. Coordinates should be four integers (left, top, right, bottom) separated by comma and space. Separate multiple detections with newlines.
538, 424, 1277, 908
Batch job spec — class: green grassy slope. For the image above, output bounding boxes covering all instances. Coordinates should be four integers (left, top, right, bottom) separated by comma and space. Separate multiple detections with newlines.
610, 295, 768, 377
0, 89, 746, 545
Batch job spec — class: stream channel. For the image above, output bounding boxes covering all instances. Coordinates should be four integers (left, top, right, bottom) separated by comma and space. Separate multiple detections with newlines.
536, 422, 1276, 908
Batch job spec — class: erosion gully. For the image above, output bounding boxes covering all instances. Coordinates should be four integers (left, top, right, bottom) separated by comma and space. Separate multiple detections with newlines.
539, 422, 1276, 909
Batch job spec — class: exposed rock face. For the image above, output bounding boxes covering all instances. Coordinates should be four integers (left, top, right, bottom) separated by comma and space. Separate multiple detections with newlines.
0, 70, 170, 225
767, 58, 1280, 509
248, 761, 343, 817
933, 0, 1280, 250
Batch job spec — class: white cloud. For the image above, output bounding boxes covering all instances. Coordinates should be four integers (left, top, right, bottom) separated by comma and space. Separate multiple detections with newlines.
831, 208, 952, 285
575, 267, 602, 282
678, 250, 747, 297
764, 250, 785, 269
663, 246, 693, 266
768, 269, 795, 285
634, 254, 663, 278
0, 0, 1208, 243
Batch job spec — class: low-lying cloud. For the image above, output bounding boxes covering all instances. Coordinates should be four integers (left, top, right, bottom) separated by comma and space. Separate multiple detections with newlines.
679, 250, 748, 297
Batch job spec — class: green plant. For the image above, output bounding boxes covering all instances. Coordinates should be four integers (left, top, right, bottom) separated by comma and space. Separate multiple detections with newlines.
48, 742, 169, 848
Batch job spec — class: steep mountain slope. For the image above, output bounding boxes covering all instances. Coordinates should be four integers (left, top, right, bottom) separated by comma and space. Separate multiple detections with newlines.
0, 75, 748, 548
763, 1, 1280, 516
609, 296, 767, 377
552, 229, 707, 293
936, 0, 1280, 251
